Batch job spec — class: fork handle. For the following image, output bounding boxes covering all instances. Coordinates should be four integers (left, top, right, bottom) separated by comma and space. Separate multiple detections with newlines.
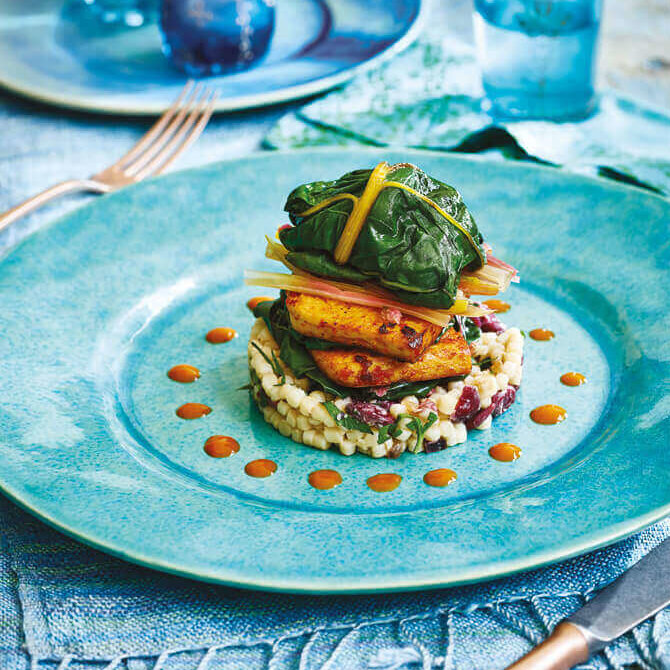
0, 179, 111, 232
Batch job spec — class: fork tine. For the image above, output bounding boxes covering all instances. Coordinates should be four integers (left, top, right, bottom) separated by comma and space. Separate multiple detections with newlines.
116, 80, 195, 170
132, 89, 218, 180
123, 82, 204, 176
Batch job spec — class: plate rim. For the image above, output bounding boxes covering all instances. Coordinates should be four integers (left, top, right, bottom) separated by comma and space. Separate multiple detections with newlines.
1, 476, 669, 594
0, 0, 426, 116
1, 148, 668, 593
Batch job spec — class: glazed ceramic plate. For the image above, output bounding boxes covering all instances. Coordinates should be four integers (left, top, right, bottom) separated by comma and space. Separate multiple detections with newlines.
0, 0, 423, 115
1, 149, 668, 593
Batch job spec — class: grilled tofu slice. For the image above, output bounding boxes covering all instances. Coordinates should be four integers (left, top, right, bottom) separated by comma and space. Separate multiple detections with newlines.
285, 291, 443, 362
311, 327, 472, 388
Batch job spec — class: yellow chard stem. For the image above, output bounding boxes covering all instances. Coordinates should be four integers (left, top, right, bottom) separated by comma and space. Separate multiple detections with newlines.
296, 193, 358, 218
333, 161, 392, 264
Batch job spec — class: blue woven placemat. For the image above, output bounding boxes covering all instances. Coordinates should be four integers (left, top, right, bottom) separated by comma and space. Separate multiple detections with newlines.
1, 495, 669, 670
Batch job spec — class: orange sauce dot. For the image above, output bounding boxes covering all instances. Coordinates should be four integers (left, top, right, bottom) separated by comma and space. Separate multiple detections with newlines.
308, 469, 343, 490
167, 364, 200, 383
483, 299, 511, 313
529, 328, 555, 341
176, 403, 212, 420
244, 458, 277, 478
367, 473, 402, 492
247, 296, 274, 312
423, 468, 457, 487
206, 327, 237, 344
530, 404, 567, 425
560, 372, 587, 387
204, 435, 240, 458
489, 442, 522, 462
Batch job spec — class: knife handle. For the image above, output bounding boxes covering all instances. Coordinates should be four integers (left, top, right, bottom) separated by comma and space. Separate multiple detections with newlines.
505, 622, 590, 670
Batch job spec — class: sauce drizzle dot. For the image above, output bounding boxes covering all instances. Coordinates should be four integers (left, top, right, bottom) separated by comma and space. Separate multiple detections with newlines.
176, 403, 212, 420
206, 327, 237, 344
560, 372, 587, 387
529, 328, 555, 341
245, 459, 277, 478
367, 473, 402, 492
204, 435, 240, 458
423, 468, 457, 487
489, 442, 522, 461
530, 404, 567, 425
167, 364, 200, 383
483, 299, 510, 313
247, 296, 274, 312
308, 469, 343, 490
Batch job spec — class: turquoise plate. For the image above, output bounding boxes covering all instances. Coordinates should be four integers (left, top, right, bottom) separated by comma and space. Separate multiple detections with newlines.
0, 149, 668, 593
0, 0, 423, 115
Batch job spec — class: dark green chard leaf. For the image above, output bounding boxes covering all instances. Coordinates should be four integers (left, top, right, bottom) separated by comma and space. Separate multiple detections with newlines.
285, 251, 369, 283
281, 163, 485, 309
322, 401, 373, 434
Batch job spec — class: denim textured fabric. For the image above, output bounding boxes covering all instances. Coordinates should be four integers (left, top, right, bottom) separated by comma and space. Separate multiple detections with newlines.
0, 497, 668, 669
1, 12, 670, 669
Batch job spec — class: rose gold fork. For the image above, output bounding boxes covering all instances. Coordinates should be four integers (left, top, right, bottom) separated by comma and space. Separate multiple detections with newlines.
0, 81, 217, 232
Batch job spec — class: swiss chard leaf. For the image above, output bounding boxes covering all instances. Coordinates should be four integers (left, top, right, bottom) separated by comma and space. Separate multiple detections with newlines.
323, 401, 373, 434
281, 163, 485, 309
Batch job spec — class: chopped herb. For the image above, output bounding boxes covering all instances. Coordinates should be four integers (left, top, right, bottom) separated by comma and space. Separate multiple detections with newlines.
478, 357, 493, 370
390, 412, 439, 452
323, 401, 373, 434
377, 421, 403, 444
250, 341, 286, 385
248, 367, 271, 408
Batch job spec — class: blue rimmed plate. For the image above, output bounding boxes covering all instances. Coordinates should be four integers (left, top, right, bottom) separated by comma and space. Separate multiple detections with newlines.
0, 149, 668, 592
0, 0, 423, 115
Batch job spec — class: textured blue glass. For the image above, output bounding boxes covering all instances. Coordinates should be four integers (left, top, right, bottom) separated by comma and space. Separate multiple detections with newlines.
473, 0, 602, 120
161, 0, 275, 77
61, 0, 159, 34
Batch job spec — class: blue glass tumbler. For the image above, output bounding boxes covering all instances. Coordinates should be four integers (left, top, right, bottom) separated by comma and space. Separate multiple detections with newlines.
473, 0, 602, 120
160, 0, 276, 77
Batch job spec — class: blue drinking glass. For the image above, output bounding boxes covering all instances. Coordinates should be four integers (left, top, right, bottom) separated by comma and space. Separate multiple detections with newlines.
473, 0, 602, 120
160, 0, 276, 77
61, 0, 159, 34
